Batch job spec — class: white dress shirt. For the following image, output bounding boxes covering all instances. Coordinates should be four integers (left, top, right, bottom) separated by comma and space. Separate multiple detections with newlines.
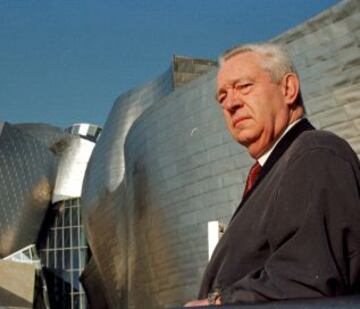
258, 118, 303, 166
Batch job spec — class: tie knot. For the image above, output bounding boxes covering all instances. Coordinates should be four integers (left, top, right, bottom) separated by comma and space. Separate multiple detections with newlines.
243, 161, 261, 198
249, 161, 261, 178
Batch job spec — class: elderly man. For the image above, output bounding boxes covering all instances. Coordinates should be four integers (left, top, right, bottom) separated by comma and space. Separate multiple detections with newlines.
186, 43, 360, 307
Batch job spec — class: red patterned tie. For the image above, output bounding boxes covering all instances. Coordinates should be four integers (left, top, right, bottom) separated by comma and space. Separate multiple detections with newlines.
243, 161, 261, 198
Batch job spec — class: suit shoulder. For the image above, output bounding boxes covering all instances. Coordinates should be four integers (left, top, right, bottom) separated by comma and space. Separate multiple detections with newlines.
289, 129, 358, 163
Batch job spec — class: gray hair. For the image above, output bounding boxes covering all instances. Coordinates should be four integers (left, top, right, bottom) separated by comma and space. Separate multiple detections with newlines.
219, 43, 298, 83
220, 42, 304, 109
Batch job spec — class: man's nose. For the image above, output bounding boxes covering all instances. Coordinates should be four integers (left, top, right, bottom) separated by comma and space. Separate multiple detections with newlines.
223, 89, 243, 112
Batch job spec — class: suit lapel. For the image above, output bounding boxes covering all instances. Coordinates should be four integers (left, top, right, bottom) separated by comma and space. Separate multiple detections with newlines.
230, 118, 315, 222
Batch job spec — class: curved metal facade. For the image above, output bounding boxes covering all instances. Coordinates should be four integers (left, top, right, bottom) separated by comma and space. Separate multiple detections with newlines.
0, 123, 57, 257
52, 137, 95, 203
122, 71, 239, 308
85, 67, 174, 195
82, 67, 174, 307
82, 1, 360, 308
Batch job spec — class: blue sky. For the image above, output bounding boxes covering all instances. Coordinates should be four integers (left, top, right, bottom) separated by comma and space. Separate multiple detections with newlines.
1, 0, 339, 128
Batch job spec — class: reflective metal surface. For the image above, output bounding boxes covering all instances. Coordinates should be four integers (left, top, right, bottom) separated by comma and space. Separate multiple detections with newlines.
52, 137, 95, 203
14, 123, 69, 152
66, 123, 102, 143
0, 121, 98, 308
0, 123, 57, 257
82, 67, 175, 307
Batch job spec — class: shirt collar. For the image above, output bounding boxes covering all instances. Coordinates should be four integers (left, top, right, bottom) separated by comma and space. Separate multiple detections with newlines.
258, 118, 303, 166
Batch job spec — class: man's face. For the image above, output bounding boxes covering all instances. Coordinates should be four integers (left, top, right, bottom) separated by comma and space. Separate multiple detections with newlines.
216, 52, 292, 158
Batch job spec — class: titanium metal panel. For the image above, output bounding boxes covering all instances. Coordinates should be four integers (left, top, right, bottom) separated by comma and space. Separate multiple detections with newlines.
0, 123, 56, 257
122, 70, 225, 309
82, 67, 174, 307
14, 123, 69, 152
52, 137, 95, 203
80, 257, 109, 309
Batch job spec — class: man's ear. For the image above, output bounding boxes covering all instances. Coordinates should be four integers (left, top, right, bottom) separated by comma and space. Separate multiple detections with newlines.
282, 73, 300, 106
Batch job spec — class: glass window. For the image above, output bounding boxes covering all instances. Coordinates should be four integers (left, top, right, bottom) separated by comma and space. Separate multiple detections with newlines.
79, 293, 86, 308
64, 228, 71, 248
72, 272, 79, 292
58, 202, 65, 226
57, 212, 63, 227
73, 293, 80, 307
64, 249, 71, 270
72, 207, 79, 226
72, 228, 79, 247
49, 230, 55, 249
64, 209, 71, 227
54, 210, 60, 227
79, 249, 87, 269
56, 229, 63, 248
48, 251, 55, 268
72, 250, 79, 270
23, 249, 31, 259
63, 270, 71, 286
79, 227, 86, 246
53, 230, 57, 250
56, 250, 63, 269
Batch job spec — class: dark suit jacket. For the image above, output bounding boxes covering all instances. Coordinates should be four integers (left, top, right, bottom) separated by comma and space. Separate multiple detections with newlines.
198, 119, 360, 304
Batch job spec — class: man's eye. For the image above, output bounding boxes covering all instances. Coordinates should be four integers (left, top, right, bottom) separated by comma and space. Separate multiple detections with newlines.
235, 83, 252, 91
218, 93, 226, 104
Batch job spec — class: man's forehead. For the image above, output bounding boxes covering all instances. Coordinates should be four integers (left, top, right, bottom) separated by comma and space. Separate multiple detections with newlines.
217, 53, 262, 82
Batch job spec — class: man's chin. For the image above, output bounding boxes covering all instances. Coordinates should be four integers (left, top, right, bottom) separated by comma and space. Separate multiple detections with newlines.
232, 134, 253, 147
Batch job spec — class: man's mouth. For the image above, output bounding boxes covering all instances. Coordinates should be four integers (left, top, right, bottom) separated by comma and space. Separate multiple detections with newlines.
233, 116, 250, 128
